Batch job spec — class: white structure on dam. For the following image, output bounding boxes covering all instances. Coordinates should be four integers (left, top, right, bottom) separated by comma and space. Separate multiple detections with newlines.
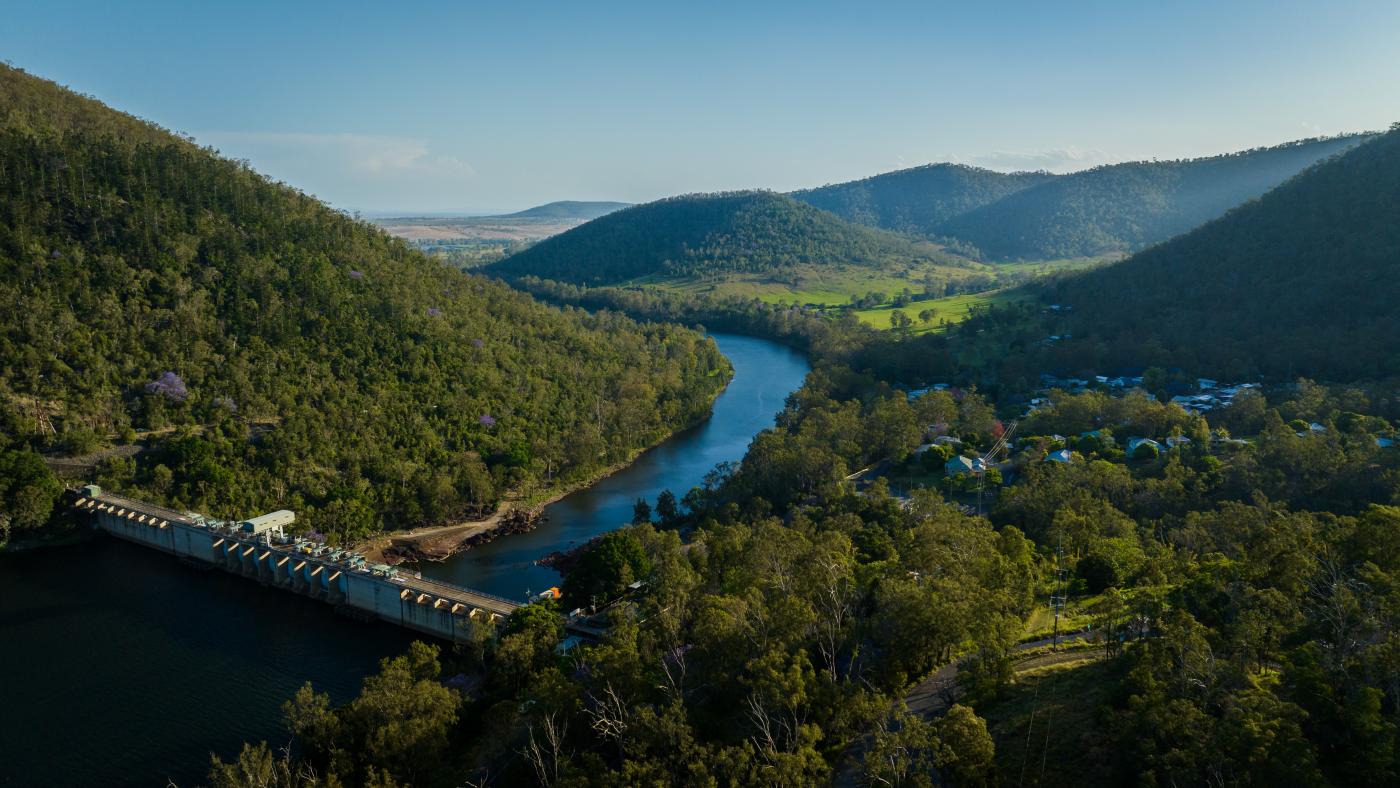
70, 486, 520, 643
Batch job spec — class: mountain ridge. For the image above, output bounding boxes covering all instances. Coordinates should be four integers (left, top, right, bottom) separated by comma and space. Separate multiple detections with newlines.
498, 200, 631, 220
792, 135, 1375, 260
1037, 126, 1400, 380
484, 190, 969, 285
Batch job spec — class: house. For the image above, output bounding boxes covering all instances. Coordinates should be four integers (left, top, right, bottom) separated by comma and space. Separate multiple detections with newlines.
1376, 437, 1395, 449
945, 455, 976, 476
1127, 438, 1162, 456
934, 435, 963, 446
1166, 435, 1192, 448
1197, 378, 1218, 390
1309, 422, 1326, 434
1044, 449, 1074, 464
913, 443, 936, 456
1079, 429, 1104, 439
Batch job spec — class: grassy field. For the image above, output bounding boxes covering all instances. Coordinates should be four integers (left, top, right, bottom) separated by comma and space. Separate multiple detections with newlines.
852, 288, 1029, 333
629, 261, 987, 306
992, 255, 1119, 277
626, 255, 1107, 335
979, 656, 1117, 786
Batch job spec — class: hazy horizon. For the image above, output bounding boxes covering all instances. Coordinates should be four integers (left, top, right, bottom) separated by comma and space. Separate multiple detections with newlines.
5, 0, 1397, 214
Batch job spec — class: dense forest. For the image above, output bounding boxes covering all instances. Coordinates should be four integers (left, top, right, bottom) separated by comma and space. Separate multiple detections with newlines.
0, 65, 731, 546
793, 136, 1371, 261
1027, 125, 1400, 382
939, 134, 1370, 260
791, 164, 1053, 244
484, 191, 969, 285
215, 366, 1400, 786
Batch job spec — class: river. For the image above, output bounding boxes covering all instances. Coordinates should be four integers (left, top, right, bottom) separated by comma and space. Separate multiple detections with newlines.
420, 333, 810, 599
0, 333, 808, 787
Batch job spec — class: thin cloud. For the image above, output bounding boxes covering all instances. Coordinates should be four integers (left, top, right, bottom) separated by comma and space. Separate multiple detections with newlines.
962, 146, 1117, 174
192, 130, 478, 210
200, 131, 475, 178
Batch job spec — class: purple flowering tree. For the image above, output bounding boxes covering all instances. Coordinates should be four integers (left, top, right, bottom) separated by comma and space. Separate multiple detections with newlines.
479, 414, 497, 427
145, 371, 189, 402
427, 307, 442, 317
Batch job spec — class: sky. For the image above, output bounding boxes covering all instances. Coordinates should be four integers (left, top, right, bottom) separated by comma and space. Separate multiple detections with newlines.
5, 0, 1398, 214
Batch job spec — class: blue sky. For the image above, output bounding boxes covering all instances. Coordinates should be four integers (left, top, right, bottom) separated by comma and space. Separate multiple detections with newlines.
5, 0, 1397, 213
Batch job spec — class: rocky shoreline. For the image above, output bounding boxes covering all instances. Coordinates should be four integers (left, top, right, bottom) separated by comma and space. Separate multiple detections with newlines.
383, 508, 541, 565
535, 533, 607, 576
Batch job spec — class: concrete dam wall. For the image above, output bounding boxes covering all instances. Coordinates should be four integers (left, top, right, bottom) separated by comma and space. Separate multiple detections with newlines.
70, 489, 520, 643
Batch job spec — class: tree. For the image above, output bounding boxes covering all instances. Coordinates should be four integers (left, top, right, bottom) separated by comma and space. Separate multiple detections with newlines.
283, 642, 457, 784
207, 742, 319, 788
562, 530, 651, 608
632, 497, 652, 524
934, 705, 996, 787
655, 489, 680, 526
863, 706, 941, 787
0, 449, 63, 542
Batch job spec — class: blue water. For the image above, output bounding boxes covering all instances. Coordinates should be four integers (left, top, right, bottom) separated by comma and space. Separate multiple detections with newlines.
0, 537, 416, 788
422, 333, 810, 599
0, 333, 808, 787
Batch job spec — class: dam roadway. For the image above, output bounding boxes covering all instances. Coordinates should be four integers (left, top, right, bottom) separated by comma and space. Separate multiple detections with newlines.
72, 488, 520, 642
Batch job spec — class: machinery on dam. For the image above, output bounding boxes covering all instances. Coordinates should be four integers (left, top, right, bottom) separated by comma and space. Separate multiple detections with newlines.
70, 485, 520, 643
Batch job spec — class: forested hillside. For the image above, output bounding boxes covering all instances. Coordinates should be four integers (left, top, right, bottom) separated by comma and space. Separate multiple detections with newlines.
0, 65, 730, 545
790, 136, 1370, 261
790, 163, 1052, 241
937, 134, 1371, 260
1040, 125, 1400, 381
484, 191, 966, 285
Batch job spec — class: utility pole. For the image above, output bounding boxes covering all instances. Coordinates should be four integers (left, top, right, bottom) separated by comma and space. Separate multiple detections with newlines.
1050, 533, 1067, 651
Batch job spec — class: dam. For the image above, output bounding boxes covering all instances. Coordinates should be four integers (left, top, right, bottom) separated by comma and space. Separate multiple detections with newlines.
69, 485, 520, 642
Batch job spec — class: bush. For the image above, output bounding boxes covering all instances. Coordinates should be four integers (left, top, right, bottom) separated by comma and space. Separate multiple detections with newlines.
1132, 442, 1161, 461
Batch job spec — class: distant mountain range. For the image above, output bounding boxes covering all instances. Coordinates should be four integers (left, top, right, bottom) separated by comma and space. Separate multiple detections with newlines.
498, 200, 631, 221
484, 190, 966, 285
793, 135, 1374, 260
1041, 126, 1400, 380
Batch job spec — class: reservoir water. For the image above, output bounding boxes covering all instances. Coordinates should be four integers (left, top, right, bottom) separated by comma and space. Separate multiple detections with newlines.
0, 333, 808, 787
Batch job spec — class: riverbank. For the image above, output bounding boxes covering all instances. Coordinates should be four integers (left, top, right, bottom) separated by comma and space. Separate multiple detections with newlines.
421, 333, 810, 600
357, 360, 735, 566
